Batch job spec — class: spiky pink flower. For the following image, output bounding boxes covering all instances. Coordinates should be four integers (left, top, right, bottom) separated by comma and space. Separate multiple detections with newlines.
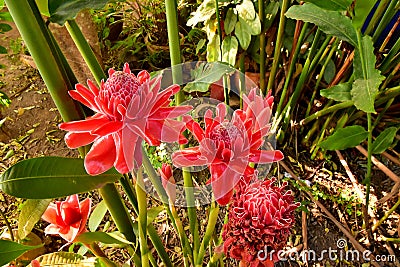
42, 195, 91, 243
222, 177, 299, 266
59, 63, 192, 175
172, 88, 283, 205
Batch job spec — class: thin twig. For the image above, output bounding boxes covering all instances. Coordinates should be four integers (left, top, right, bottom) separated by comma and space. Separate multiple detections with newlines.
356, 145, 400, 183
279, 161, 381, 267
301, 208, 308, 266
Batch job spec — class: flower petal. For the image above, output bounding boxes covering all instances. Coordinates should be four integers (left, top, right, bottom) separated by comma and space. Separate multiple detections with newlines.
172, 148, 209, 167
249, 150, 284, 163
42, 203, 58, 225
84, 135, 116, 175
59, 114, 109, 132
64, 132, 97, 149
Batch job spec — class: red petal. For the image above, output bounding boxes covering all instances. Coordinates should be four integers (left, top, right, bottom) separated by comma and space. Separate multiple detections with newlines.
69, 90, 99, 112
249, 150, 284, 163
64, 132, 97, 148
42, 203, 58, 225
84, 135, 116, 175
172, 148, 208, 167
150, 105, 192, 120
78, 198, 91, 236
91, 121, 123, 136
59, 115, 109, 132
86, 79, 99, 95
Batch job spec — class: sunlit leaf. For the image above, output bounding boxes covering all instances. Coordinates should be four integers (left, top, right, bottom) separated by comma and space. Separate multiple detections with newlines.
224, 8, 237, 35
18, 199, 51, 239
285, 3, 357, 46
239, 14, 261, 36
222, 36, 238, 66
29, 252, 87, 266
235, 20, 251, 50
320, 82, 352, 102
0, 157, 121, 199
0, 240, 43, 266
89, 200, 108, 232
320, 125, 368, 150
76, 231, 132, 245
206, 33, 221, 62
236, 0, 256, 21
371, 127, 398, 154
351, 35, 384, 113
352, 0, 376, 29
187, 0, 216, 27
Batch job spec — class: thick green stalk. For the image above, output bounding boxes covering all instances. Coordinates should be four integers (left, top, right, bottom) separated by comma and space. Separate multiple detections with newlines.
259, 0, 266, 94
65, 20, 106, 84
239, 52, 246, 109
372, 0, 397, 43
98, 184, 136, 242
135, 169, 150, 267
5, 0, 84, 123
120, 176, 174, 267
363, 0, 390, 36
365, 113, 373, 214
196, 204, 219, 266
267, 0, 290, 91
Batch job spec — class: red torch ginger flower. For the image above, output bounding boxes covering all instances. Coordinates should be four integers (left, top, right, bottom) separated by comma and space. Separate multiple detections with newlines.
172, 91, 283, 205
59, 63, 191, 175
158, 163, 176, 203
172, 88, 282, 205
222, 178, 299, 266
42, 195, 91, 243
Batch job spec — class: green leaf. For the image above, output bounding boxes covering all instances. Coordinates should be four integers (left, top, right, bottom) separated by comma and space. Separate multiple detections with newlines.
76, 231, 133, 245
0, 12, 13, 22
235, 21, 251, 50
238, 14, 261, 36
187, 0, 216, 27
224, 8, 237, 35
324, 59, 336, 84
351, 35, 384, 113
320, 125, 368, 150
0, 45, 7, 54
285, 3, 357, 46
352, 0, 376, 29
35, 0, 50, 16
48, 0, 110, 25
0, 23, 12, 33
371, 127, 398, 154
0, 157, 121, 199
222, 36, 238, 66
18, 199, 51, 239
206, 33, 221, 62
147, 205, 164, 225
89, 200, 108, 232
236, 0, 256, 21
183, 62, 232, 93
29, 252, 86, 266
196, 39, 206, 54
320, 82, 352, 101
303, 0, 352, 11
0, 240, 43, 265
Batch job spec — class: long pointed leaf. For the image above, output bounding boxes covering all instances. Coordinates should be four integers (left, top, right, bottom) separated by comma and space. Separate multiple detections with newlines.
371, 127, 398, 154
0, 240, 43, 265
285, 3, 357, 46
18, 199, 51, 239
0, 157, 121, 199
320, 125, 368, 150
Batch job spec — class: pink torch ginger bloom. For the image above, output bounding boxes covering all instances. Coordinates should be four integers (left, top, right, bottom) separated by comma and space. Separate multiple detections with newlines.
42, 195, 91, 243
172, 89, 283, 205
59, 63, 192, 175
222, 178, 299, 266
158, 163, 176, 203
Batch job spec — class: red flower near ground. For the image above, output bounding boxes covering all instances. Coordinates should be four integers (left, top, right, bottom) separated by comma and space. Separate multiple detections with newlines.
172, 89, 283, 205
222, 177, 299, 266
158, 163, 176, 203
59, 63, 191, 175
42, 195, 91, 243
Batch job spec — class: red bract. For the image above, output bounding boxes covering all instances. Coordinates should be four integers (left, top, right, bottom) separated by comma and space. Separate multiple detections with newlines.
158, 163, 176, 203
42, 195, 91, 243
222, 178, 299, 266
59, 63, 191, 175
172, 89, 283, 205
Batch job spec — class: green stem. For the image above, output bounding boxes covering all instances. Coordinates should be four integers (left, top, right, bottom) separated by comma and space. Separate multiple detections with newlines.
259, 0, 266, 94
196, 204, 219, 266
363, 0, 391, 36
365, 112, 373, 215
5, 0, 84, 123
239, 52, 246, 109
120, 175, 174, 267
98, 184, 136, 243
372, 197, 400, 232
65, 20, 106, 85
0, 208, 13, 241
276, 21, 309, 116
372, 0, 397, 43
135, 169, 150, 267
301, 101, 354, 125
267, 0, 290, 91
